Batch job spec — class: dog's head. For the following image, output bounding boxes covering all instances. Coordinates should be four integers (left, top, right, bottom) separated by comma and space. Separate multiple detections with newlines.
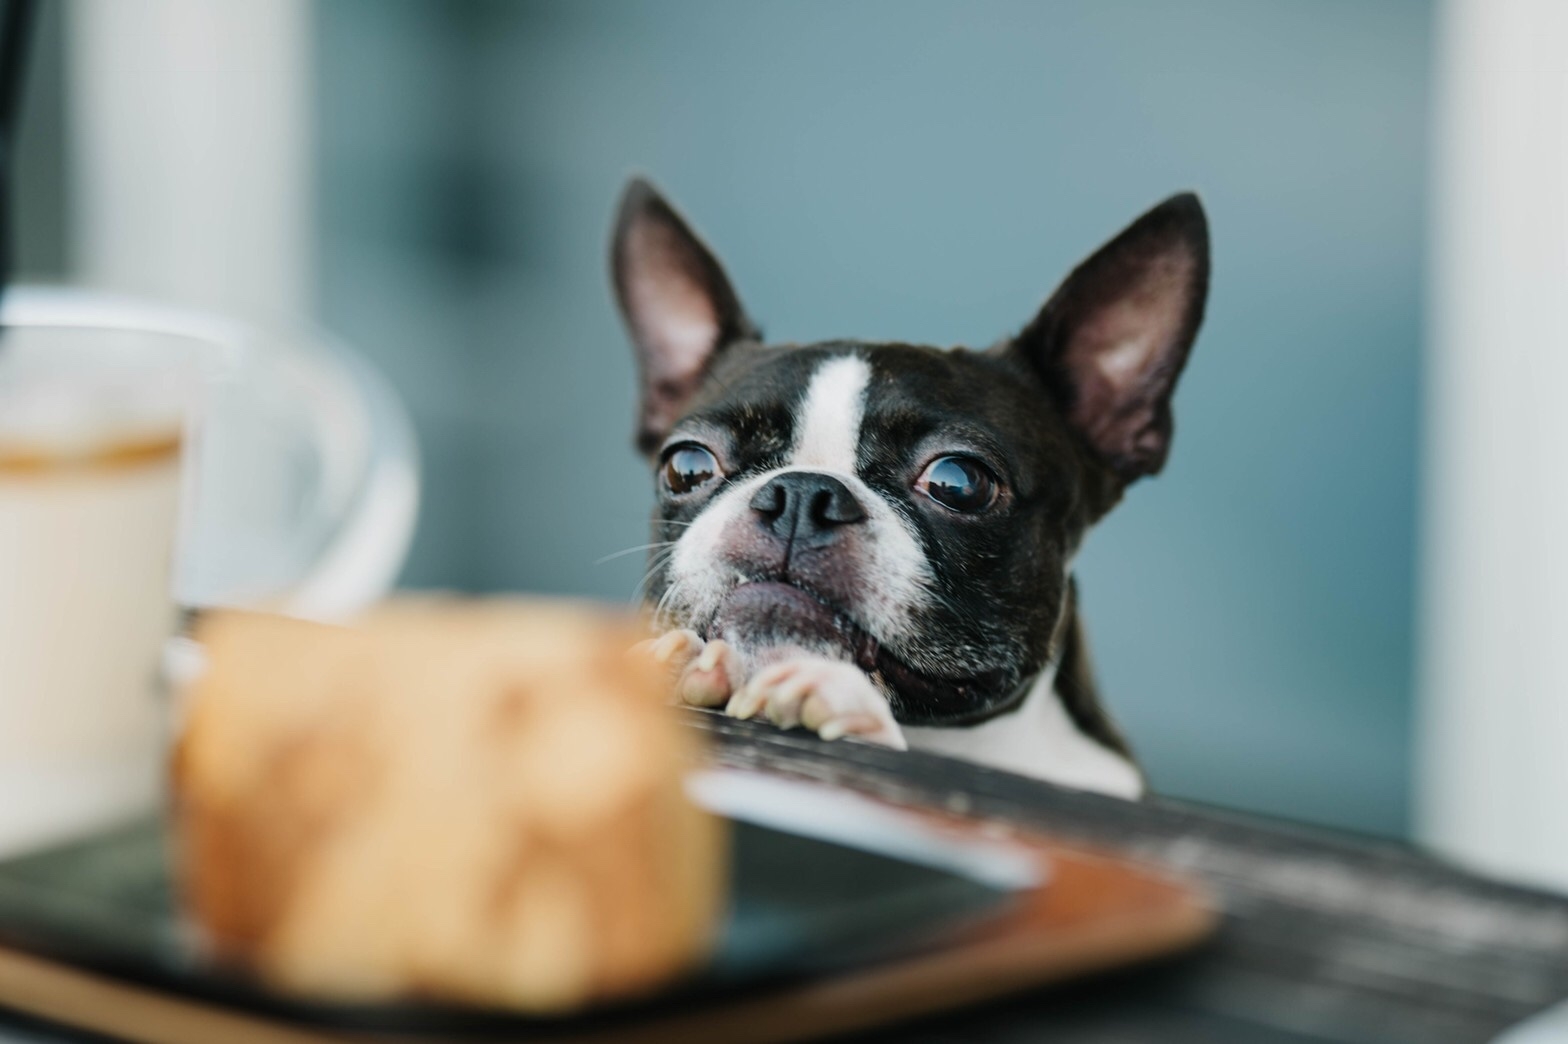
612, 179, 1208, 725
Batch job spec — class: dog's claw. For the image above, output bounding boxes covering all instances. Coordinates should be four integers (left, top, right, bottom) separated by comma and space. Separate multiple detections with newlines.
725, 671, 771, 721
731, 656, 907, 750
677, 638, 740, 708
636, 628, 705, 671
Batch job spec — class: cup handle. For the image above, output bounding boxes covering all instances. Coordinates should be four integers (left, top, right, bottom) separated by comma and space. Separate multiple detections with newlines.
246, 327, 420, 619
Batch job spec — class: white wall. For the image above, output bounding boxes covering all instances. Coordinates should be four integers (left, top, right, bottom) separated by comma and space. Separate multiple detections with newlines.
1419, 0, 1568, 889
64, 0, 312, 320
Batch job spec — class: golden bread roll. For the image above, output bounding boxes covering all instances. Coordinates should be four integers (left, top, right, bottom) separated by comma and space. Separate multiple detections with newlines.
172, 599, 725, 1013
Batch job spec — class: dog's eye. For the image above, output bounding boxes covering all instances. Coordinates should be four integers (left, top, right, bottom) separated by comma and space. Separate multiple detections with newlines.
916, 455, 998, 513
662, 444, 721, 494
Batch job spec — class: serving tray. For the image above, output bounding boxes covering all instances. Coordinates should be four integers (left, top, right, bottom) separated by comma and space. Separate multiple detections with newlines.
0, 770, 1213, 1043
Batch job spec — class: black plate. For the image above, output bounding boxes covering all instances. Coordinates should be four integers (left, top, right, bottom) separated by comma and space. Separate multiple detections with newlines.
0, 811, 1019, 1036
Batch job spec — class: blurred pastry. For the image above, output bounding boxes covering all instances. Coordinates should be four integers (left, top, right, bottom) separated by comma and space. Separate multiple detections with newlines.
172, 598, 725, 1013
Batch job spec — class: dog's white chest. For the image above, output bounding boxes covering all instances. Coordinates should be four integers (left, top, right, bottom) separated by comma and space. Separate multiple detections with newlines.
902, 669, 1144, 799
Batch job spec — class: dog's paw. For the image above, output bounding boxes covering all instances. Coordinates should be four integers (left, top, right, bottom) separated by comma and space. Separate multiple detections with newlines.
633, 629, 742, 709
727, 657, 907, 750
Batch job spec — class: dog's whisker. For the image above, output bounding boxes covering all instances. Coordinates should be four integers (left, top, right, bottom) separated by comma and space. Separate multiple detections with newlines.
629, 582, 659, 608
630, 549, 677, 605
652, 573, 687, 628
630, 571, 661, 605
594, 541, 674, 566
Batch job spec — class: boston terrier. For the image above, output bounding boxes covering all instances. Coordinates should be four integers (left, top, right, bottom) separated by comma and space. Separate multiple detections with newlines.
614, 179, 1209, 798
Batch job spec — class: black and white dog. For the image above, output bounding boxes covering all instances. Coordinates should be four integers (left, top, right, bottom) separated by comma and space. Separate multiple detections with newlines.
615, 179, 1208, 798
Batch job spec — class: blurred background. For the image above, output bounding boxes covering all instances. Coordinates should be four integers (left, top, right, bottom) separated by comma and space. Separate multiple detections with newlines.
14, 1, 1567, 883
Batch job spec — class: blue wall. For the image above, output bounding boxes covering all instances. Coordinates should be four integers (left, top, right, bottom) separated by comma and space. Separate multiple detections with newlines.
317, 0, 1431, 835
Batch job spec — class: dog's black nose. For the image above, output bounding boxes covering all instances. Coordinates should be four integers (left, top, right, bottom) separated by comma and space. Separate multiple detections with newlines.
749, 472, 865, 543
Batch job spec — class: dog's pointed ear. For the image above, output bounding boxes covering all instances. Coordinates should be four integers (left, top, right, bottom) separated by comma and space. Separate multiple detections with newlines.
612, 178, 757, 455
1011, 193, 1209, 484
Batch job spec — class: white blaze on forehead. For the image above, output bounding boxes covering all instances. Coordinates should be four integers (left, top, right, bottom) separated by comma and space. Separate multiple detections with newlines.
790, 355, 872, 472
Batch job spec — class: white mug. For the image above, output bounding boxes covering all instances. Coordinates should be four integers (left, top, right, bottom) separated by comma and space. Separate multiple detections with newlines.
0, 288, 419, 855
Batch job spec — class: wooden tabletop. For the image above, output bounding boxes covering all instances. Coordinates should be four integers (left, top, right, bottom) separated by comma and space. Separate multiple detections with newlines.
0, 712, 1562, 1044
695, 712, 1568, 1044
